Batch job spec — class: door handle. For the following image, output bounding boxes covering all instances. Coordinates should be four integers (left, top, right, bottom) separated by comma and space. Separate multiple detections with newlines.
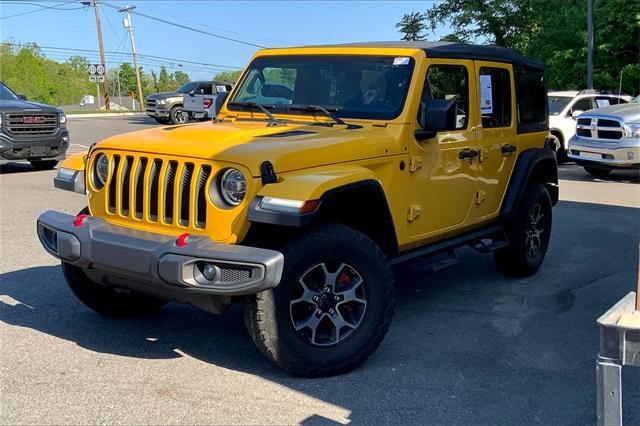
501, 144, 517, 154
459, 149, 479, 160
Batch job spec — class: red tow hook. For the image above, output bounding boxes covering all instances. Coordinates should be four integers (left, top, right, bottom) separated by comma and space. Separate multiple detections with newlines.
73, 213, 88, 228
176, 233, 191, 248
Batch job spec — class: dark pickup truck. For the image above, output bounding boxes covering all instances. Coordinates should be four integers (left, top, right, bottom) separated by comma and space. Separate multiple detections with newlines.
0, 81, 69, 170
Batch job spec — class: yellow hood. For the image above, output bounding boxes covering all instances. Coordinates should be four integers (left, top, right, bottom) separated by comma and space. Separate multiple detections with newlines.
95, 120, 400, 176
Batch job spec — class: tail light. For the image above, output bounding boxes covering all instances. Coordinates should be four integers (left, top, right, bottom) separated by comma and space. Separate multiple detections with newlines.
203, 98, 213, 109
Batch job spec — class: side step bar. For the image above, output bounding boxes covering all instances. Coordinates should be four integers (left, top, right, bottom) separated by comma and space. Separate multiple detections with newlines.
390, 224, 507, 266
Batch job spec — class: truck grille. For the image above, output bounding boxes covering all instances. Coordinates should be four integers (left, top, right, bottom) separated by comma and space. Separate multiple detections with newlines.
145, 99, 156, 111
103, 153, 212, 230
5, 112, 58, 136
576, 117, 624, 141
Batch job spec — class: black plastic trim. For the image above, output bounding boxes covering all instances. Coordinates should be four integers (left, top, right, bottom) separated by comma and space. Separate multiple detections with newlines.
501, 148, 558, 220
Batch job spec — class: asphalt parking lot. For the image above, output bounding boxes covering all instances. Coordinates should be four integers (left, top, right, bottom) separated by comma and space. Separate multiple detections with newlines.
1, 115, 639, 424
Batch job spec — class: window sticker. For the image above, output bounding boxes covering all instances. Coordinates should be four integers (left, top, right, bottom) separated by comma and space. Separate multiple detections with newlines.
596, 98, 610, 108
480, 74, 493, 114
216, 85, 227, 93
393, 57, 411, 66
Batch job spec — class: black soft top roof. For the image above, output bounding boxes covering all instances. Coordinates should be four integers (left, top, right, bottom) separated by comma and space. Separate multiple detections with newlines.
304, 41, 544, 70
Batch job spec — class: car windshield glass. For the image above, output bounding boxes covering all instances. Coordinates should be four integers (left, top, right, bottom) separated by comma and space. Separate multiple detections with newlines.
176, 82, 198, 93
0, 83, 19, 100
228, 55, 415, 120
548, 96, 572, 115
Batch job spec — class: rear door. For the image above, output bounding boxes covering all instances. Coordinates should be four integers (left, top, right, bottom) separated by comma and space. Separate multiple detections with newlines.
469, 62, 517, 221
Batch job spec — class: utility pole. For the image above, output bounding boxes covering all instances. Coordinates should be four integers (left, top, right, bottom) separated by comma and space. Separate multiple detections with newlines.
91, 0, 110, 109
119, 5, 145, 111
587, 0, 594, 89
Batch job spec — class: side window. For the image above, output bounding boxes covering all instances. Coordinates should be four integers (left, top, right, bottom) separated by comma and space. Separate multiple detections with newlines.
200, 84, 213, 95
479, 67, 511, 128
514, 66, 547, 133
421, 65, 469, 129
571, 98, 593, 114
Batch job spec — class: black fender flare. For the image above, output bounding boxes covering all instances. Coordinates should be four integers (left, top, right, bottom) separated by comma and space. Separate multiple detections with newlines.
501, 148, 558, 221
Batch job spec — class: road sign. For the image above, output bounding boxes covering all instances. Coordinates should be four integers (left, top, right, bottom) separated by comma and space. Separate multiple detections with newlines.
88, 63, 106, 82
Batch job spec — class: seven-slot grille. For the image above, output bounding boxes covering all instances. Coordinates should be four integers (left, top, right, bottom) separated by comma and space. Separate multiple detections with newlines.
576, 117, 624, 141
145, 99, 157, 111
4, 112, 58, 136
105, 154, 212, 229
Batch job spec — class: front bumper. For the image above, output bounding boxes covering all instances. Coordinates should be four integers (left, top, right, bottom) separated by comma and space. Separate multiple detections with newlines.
145, 107, 170, 118
568, 136, 640, 169
37, 210, 284, 297
0, 130, 69, 162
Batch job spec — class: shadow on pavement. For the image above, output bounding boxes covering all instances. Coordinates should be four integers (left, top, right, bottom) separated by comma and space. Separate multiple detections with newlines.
1, 200, 639, 424
558, 162, 640, 184
0, 162, 50, 175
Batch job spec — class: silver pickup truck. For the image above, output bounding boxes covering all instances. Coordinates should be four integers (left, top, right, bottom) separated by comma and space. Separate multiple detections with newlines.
183, 81, 233, 121
568, 95, 640, 176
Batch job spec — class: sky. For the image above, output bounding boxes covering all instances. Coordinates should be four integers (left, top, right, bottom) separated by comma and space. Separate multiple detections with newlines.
0, 0, 448, 80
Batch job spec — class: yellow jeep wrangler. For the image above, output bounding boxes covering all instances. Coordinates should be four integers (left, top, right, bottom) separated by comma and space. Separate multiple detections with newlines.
38, 42, 557, 376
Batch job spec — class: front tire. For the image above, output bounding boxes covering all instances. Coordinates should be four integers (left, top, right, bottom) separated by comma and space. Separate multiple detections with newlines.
169, 105, 188, 125
244, 223, 396, 377
494, 183, 552, 277
548, 133, 567, 163
30, 160, 58, 170
62, 262, 167, 317
584, 166, 611, 176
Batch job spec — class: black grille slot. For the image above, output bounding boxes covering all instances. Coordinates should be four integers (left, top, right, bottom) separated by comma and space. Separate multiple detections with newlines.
577, 128, 591, 137
195, 166, 211, 228
179, 163, 194, 226
598, 119, 620, 128
598, 130, 623, 140
164, 161, 178, 223
108, 155, 121, 213
149, 159, 161, 220
577, 118, 591, 126
134, 158, 148, 219
120, 156, 133, 215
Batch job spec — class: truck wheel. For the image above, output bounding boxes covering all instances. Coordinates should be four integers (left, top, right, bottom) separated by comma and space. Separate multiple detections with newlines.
62, 262, 167, 317
494, 183, 552, 277
154, 117, 170, 124
169, 106, 188, 125
584, 166, 611, 176
244, 223, 396, 377
30, 160, 58, 170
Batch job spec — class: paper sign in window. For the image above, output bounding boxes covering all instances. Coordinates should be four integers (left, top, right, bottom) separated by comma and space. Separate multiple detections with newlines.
480, 74, 493, 114
216, 85, 227, 93
596, 99, 610, 108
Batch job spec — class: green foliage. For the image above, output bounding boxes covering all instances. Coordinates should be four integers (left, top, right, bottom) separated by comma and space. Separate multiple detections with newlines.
400, 0, 640, 94
213, 70, 242, 83
396, 12, 428, 41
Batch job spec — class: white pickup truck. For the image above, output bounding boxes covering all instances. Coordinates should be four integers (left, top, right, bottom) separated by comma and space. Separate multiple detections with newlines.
184, 81, 233, 121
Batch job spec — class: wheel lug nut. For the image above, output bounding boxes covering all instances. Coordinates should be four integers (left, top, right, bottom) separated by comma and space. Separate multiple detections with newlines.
324, 287, 331, 293
315, 309, 323, 317
329, 308, 336, 316
334, 295, 341, 302
313, 295, 320, 302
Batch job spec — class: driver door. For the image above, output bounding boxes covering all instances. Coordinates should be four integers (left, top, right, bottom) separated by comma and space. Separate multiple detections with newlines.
407, 60, 479, 242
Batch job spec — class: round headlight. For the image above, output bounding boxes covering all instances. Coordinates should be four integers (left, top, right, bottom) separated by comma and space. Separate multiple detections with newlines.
219, 168, 246, 206
93, 153, 109, 189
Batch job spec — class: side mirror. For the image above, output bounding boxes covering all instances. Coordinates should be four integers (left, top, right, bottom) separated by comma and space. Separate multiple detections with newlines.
17, 94, 27, 101
415, 99, 457, 141
213, 91, 230, 118
571, 109, 584, 119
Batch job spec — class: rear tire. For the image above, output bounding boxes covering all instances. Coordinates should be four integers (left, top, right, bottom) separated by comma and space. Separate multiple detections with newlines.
62, 262, 167, 317
30, 160, 58, 170
494, 183, 552, 277
244, 223, 396, 377
584, 166, 611, 176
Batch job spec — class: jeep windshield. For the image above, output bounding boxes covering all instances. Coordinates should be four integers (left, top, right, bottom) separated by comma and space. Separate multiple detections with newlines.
228, 55, 415, 120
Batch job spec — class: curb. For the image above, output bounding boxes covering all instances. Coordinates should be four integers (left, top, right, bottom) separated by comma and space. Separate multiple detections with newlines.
66, 112, 146, 118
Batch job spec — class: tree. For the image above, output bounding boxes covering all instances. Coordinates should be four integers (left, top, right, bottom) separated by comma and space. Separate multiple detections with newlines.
158, 66, 170, 92
396, 12, 428, 41
172, 70, 189, 86
213, 70, 242, 83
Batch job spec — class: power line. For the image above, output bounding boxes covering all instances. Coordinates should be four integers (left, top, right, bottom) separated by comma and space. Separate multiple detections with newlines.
2, 42, 244, 69
0, 0, 83, 20
100, 1, 267, 48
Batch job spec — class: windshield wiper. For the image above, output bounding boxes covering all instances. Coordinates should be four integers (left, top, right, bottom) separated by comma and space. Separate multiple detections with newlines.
286, 105, 361, 129
228, 101, 281, 127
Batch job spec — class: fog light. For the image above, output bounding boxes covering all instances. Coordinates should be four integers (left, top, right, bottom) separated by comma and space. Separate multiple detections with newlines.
628, 151, 635, 160
202, 263, 217, 281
